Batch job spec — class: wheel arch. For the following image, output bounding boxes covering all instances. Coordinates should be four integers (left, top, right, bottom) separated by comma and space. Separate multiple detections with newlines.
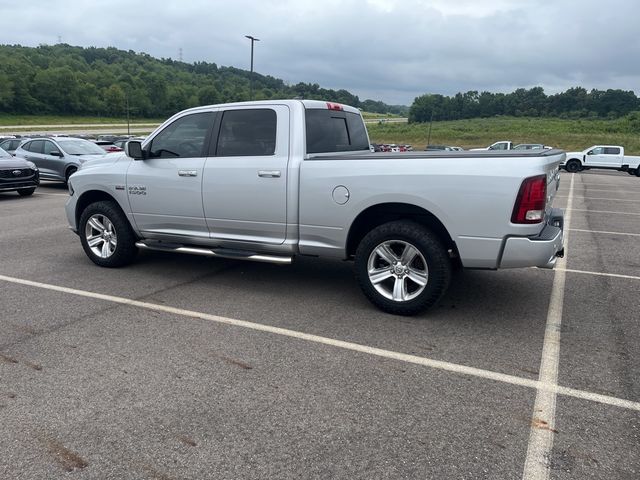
75, 189, 128, 230
64, 162, 80, 178
346, 202, 458, 259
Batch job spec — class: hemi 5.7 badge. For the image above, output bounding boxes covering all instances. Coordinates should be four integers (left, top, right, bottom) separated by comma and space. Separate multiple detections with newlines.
128, 185, 147, 195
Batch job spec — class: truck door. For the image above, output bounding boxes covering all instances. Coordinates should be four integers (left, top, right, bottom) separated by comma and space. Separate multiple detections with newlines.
488, 142, 510, 151
602, 147, 623, 167
585, 146, 621, 167
126, 111, 216, 238
202, 105, 290, 245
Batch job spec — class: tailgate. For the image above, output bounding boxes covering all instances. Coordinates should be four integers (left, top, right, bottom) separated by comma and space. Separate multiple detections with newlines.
543, 150, 565, 213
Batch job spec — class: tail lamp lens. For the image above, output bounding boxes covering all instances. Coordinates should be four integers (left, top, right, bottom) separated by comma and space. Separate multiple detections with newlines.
511, 174, 547, 224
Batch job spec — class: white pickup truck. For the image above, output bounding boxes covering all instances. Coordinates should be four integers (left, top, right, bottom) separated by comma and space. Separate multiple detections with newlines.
562, 145, 640, 176
469, 141, 514, 151
65, 100, 565, 315
470, 141, 550, 152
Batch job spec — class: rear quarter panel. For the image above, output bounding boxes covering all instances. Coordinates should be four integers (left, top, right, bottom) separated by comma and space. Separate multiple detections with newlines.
298, 151, 564, 268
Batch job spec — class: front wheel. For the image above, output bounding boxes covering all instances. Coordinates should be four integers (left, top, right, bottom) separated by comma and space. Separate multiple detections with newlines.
354, 220, 452, 316
565, 160, 581, 173
65, 167, 77, 184
17, 188, 36, 196
79, 201, 138, 267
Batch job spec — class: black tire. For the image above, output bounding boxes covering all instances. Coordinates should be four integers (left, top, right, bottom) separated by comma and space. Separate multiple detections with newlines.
565, 160, 581, 173
17, 188, 36, 196
636, 168, 640, 177
79, 201, 138, 267
354, 220, 452, 316
65, 167, 77, 184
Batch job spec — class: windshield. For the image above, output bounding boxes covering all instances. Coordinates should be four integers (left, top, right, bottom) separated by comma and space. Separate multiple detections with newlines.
57, 139, 106, 155
0, 147, 11, 158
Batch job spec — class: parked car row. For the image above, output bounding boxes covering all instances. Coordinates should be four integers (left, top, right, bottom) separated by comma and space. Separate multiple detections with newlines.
371, 143, 414, 152
0, 134, 146, 190
425, 145, 464, 151
368, 140, 552, 154
0, 134, 143, 157
470, 141, 552, 151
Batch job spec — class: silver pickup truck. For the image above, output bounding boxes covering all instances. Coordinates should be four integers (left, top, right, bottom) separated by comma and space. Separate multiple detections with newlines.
65, 100, 565, 315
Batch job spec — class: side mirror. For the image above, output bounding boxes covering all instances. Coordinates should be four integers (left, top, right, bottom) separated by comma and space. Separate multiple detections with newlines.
125, 140, 145, 160
50, 150, 62, 157
586, 150, 593, 155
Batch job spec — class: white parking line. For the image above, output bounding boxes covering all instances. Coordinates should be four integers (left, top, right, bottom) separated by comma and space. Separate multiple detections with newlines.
557, 268, 640, 281
556, 196, 639, 203
573, 188, 640, 194
2, 267, 640, 417
522, 175, 574, 480
569, 228, 640, 237
575, 182, 640, 187
568, 208, 640, 216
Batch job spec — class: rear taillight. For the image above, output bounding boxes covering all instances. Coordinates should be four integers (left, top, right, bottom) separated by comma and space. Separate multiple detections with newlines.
326, 102, 344, 111
511, 174, 547, 224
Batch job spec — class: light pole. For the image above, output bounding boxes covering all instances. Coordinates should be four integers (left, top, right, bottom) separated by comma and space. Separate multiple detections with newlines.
126, 93, 130, 136
245, 35, 260, 100
426, 110, 434, 147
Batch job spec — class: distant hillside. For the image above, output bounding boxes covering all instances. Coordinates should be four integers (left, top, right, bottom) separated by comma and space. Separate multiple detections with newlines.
409, 87, 640, 123
0, 44, 409, 118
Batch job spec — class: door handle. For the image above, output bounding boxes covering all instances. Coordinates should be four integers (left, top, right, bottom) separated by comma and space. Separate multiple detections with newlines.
258, 170, 281, 178
178, 170, 198, 177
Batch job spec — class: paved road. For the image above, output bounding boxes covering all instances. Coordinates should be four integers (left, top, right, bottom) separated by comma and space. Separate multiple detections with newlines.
0, 171, 638, 479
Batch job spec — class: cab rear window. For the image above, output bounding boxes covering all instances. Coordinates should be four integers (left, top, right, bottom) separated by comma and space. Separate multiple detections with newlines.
305, 110, 369, 154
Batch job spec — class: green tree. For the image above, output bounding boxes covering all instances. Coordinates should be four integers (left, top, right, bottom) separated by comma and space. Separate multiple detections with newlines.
32, 67, 81, 113
197, 85, 220, 106
103, 84, 126, 116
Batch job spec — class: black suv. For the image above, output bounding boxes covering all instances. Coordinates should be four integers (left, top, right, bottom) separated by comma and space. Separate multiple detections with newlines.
0, 147, 39, 196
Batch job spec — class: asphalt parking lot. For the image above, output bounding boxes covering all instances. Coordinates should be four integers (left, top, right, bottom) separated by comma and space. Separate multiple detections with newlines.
1, 171, 639, 479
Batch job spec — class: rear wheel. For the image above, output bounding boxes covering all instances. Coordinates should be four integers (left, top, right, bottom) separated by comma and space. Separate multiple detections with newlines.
565, 160, 581, 173
79, 201, 137, 267
17, 188, 36, 196
355, 220, 451, 316
636, 168, 640, 177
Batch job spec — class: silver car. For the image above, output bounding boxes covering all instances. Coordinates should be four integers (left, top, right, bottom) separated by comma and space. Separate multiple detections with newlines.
0, 138, 28, 156
14, 137, 108, 183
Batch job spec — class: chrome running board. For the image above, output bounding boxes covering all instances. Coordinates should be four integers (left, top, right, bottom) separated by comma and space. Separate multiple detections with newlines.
135, 241, 292, 265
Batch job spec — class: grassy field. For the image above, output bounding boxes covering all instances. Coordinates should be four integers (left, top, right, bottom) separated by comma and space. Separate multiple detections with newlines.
367, 116, 640, 154
360, 111, 403, 119
0, 115, 161, 127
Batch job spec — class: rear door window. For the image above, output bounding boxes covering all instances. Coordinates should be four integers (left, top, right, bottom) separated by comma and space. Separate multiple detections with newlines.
215, 109, 277, 157
305, 109, 369, 154
604, 147, 621, 155
25, 140, 44, 154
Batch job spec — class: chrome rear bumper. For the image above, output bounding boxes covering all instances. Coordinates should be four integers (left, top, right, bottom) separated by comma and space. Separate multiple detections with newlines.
499, 208, 565, 269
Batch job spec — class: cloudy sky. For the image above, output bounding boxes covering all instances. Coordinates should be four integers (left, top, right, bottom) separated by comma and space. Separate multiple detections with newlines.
1, 0, 639, 105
